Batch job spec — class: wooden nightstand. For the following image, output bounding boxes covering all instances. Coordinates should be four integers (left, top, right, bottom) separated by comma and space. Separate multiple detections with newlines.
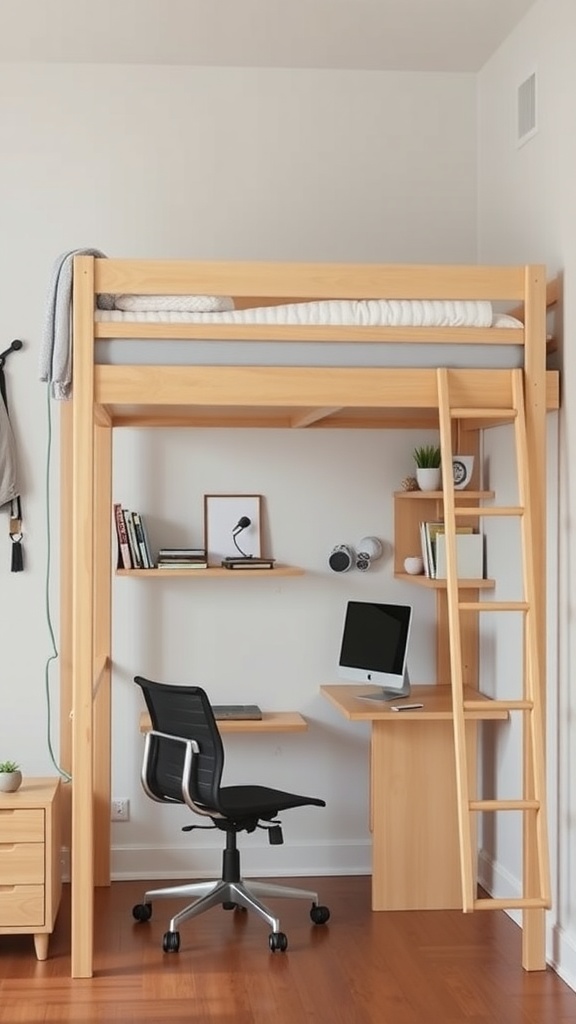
0, 777, 62, 960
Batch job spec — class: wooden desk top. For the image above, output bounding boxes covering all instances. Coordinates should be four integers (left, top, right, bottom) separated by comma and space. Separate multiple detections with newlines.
139, 710, 307, 734
321, 684, 509, 722
0, 777, 61, 807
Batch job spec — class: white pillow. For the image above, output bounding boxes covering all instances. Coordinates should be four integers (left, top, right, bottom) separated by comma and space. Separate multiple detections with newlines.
113, 294, 235, 313
492, 313, 523, 328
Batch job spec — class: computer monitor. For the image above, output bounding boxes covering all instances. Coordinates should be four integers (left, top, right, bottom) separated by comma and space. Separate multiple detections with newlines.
337, 600, 412, 701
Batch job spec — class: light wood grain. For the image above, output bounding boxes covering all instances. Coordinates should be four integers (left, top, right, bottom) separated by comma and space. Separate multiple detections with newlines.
139, 710, 307, 734
64, 256, 554, 977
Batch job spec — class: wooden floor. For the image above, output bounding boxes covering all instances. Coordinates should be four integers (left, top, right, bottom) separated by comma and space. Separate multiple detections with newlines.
0, 876, 574, 1023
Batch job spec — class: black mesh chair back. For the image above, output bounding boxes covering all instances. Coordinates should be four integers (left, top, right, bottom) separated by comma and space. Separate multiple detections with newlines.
135, 676, 224, 813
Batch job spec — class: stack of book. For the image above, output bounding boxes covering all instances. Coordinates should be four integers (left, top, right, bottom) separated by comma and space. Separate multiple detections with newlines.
113, 504, 154, 569
156, 548, 208, 570
419, 520, 483, 580
222, 556, 276, 570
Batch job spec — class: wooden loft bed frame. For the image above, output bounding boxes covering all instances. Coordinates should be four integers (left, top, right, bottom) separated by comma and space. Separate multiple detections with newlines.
60, 258, 559, 978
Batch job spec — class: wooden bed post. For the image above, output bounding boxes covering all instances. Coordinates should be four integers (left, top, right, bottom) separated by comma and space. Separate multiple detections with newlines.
521, 265, 548, 971
93, 416, 113, 887
70, 256, 97, 978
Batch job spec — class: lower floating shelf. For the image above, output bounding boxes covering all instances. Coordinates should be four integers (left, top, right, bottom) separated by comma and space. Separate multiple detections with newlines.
117, 564, 304, 578
394, 572, 495, 589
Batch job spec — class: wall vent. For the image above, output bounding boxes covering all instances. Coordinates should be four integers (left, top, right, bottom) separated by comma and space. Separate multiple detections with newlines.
517, 72, 537, 147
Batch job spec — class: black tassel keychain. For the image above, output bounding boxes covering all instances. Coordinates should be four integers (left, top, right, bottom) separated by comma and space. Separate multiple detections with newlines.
10, 498, 23, 572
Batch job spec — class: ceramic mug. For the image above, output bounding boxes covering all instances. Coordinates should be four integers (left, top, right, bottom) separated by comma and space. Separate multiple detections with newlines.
452, 455, 474, 490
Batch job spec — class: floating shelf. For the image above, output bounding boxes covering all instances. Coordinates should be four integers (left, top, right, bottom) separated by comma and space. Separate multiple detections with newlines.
394, 573, 495, 589
393, 490, 495, 501
116, 564, 304, 578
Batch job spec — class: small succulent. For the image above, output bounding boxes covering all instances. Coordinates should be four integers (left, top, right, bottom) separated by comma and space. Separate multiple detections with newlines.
0, 760, 20, 773
413, 444, 441, 469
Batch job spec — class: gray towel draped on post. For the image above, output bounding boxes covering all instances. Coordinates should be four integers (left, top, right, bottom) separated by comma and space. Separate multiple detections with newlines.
39, 248, 113, 399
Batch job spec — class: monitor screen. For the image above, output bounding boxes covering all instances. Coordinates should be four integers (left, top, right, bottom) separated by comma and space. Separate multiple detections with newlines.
337, 600, 412, 699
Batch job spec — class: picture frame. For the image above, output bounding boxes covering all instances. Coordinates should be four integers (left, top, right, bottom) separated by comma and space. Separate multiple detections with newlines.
203, 494, 262, 565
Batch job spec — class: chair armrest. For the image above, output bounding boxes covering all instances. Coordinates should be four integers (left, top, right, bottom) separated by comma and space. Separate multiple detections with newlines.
141, 729, 223, 820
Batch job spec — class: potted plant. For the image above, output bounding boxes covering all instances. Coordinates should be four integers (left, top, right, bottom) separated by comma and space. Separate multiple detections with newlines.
0, 760, 22, 793
413, 444, 441, 491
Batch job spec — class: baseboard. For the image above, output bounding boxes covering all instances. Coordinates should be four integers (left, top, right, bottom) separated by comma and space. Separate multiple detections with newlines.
548, 924, 576, 993
478, 848, 576, 990
109, 839, 371, 881
477, 847, 522, 926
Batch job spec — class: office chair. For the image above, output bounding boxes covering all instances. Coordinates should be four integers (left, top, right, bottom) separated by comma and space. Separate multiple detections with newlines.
132, 676, 330, 953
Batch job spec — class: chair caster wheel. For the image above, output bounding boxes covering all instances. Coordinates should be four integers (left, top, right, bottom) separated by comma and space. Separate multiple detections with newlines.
223, 901, 236, 910
132, 902, 152, 922
269, 931, 288, 952
310, 904, 330, 925
162, 930, 181, 953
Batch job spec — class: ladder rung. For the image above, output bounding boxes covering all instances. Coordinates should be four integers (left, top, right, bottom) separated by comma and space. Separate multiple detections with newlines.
464, 699, 533, 712
454, 506, 524, 517
473, 897, 549, 911
469, 799, 540, 811
450, 408, 518, 420
459, 601, 530, 612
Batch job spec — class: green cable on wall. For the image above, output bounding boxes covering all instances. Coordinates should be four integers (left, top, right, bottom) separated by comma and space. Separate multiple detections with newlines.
43, 383, 71, 783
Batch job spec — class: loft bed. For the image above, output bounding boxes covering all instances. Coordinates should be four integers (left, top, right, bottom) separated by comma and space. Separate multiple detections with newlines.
60, 257, 559, 978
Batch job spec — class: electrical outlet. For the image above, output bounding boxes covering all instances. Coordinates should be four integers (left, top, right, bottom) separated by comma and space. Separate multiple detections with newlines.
111, 797, 130, 822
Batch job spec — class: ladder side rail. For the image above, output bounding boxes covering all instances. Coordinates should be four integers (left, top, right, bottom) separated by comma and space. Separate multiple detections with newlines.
437, 368, 476, 911
512, 371, 551, 907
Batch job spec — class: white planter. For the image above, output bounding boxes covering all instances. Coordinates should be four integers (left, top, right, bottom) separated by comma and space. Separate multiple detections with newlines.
0, 771, 22, 793
416, 467, 441, 491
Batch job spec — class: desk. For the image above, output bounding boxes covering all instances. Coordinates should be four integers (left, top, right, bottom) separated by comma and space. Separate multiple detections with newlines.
321, 684, 508, 912
139, 710, 308, 734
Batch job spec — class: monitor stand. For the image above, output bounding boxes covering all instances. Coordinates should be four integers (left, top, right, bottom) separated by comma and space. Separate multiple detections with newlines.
357, 668, 410, 702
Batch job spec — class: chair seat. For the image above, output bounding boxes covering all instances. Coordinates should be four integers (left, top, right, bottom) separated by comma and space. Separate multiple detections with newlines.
218, 785, 325, 820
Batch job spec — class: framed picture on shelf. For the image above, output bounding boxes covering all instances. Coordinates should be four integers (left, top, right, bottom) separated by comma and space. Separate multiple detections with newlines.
204, 494, 262, 565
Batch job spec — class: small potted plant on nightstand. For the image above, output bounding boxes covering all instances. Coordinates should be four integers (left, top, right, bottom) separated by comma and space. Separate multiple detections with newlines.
413, 444, 441, 491
0, 760, 22, 793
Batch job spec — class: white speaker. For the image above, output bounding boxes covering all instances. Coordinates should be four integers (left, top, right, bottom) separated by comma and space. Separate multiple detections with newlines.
328, 544, 354, 573
355, 536, 383, 571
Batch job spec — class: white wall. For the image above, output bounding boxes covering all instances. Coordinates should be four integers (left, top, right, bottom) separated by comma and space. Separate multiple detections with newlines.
477, 0, 572, 985
0, 63, 477, 878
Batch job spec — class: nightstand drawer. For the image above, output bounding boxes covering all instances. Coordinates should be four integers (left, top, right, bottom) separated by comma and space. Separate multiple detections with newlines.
0, 843, 45, 884
0, 885, 44, 927
0, 808, 45, 842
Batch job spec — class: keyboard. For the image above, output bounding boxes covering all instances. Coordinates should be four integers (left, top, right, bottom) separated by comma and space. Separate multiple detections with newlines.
212, 704, 263, 721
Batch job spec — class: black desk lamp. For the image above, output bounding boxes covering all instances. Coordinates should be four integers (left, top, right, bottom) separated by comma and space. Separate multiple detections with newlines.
232, 516, 252, 558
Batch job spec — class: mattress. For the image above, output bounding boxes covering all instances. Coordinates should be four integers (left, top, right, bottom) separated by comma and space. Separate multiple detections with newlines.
95, 297, 525, 370
96, 298, 522, 330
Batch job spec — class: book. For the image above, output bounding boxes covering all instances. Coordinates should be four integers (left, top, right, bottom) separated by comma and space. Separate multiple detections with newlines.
222, 557, 276, 570
113, 503, 132, 569
425, 522, 473, 579
212, 704, 263, 721
157, 561, 208, 569
158, 548, 206, 558
419, 521, 474, 578
138, 513, 155, 568
132, 512, 152, 569
123, 510, 143, 568
435, 532, 484, 579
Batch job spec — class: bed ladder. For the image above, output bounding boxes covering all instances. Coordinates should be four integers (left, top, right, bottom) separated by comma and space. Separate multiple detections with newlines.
436, 367, 550, 918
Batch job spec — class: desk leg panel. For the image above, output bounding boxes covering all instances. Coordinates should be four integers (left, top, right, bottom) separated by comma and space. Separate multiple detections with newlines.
371, 719, 477, 911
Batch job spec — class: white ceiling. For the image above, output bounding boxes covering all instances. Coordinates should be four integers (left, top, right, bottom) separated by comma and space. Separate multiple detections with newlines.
0, 0, 537, 72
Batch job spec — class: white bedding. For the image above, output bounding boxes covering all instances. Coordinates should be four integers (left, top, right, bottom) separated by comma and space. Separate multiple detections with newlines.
96, 299, 523, 329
